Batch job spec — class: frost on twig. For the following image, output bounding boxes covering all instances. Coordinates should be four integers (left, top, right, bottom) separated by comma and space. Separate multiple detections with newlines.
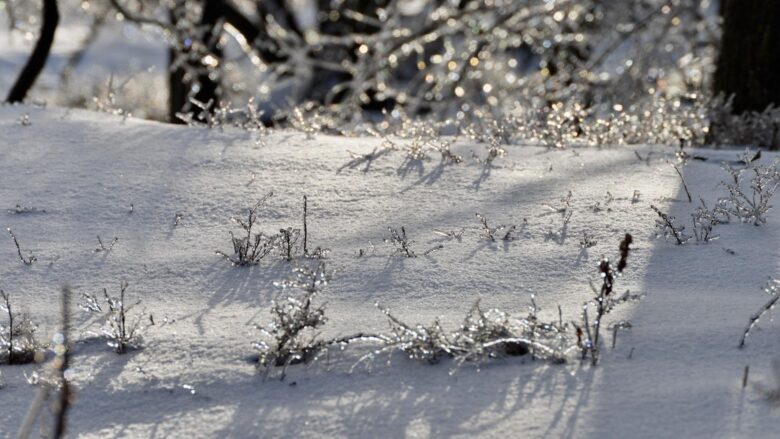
256, 285, 326, 377
670, 163, 693, 203
289, 104, 321, 139
79, 281, 151, 354
256, 263, 408, 380
94, 235, 118, 253
431, 139, 463, 164
257, 262, 373, 379
8, 205, 46, 215
385, 226, 441, 257
578, 234, 635, 366
739, 277, 780, 348
257, 273, 581, 376
385, 226, 415, 257
360, 299, 573, 369
277, 227, 300, 262
433, 228, 465, 241
176, 97, 268, 140
691, 198, 721, 243
476, 213, 516, 242
472, 137, 507, 165
651, 205, 690, 245
472, 139, 507, 188
7, 227, 36, 265
716, 149, 780, 226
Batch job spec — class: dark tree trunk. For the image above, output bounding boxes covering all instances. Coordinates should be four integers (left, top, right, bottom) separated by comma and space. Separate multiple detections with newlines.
714, 0, 780, 114
168, 0, 224, 123
5, 0, 59, 103
168, 45, 186, 123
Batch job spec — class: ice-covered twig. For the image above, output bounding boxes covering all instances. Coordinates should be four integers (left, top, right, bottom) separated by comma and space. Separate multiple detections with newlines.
739, 277, 780, 348
7, 228, 36, 265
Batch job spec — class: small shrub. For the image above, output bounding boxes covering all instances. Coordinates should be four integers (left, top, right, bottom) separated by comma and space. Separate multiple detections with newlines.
385, 226, 417, 257
216, 192, 277, 266
79, 281, 150, 354
476, 213, 516, 242
651, 205, 690, 245
579, 232, 598, 249
219, 194, 329, 266
433, 228, 465, 241
256, 262, 332, 378
375, 307, 450, 365
8, 205, 46, 215
691, 199, 721, 243
256, 262, 385, 380
277, 227, 301, 262
716, 149, 780, 226
365, 299, 573, 368
0, 290, 38, 365
94, 235, 118, 253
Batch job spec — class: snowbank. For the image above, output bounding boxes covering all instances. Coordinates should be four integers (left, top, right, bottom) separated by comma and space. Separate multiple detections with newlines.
0, 105, 778, 438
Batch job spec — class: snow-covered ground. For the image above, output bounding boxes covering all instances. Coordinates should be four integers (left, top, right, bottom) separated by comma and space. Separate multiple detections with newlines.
0, 104, 779, 438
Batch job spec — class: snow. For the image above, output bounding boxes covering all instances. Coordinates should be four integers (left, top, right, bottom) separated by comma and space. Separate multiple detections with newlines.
0, 104, 779, 438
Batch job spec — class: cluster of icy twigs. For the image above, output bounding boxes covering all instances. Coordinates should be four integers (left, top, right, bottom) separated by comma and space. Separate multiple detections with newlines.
255, 234, 635, 381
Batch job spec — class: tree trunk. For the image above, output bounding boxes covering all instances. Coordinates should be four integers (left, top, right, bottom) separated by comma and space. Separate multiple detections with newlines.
168, 0, 224, 123
5, 0, 59, 103
714, 0, 780, 114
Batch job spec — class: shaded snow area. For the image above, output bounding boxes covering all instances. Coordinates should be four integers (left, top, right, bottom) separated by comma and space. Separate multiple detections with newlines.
0, 105, 779, 438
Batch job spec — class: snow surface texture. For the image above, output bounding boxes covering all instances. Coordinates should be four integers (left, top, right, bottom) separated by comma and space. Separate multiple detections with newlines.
0, 105, 779, 438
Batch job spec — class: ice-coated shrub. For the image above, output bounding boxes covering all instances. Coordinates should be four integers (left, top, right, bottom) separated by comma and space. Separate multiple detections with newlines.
255, 262, 332, 379
79, 281, 151, 354
716, 149, 780, 226
651, 205, 690, 245
0, 290, 38, 365
216, 192, 278, 266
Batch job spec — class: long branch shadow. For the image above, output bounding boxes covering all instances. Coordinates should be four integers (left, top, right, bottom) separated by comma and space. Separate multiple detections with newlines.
397, 156, 426, 179
337, 147, 394, 174
215, 350, 581, 438
400, 157, 460, 192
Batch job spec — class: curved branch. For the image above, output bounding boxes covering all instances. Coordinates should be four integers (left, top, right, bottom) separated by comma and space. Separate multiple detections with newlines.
6, 0, 60, 103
